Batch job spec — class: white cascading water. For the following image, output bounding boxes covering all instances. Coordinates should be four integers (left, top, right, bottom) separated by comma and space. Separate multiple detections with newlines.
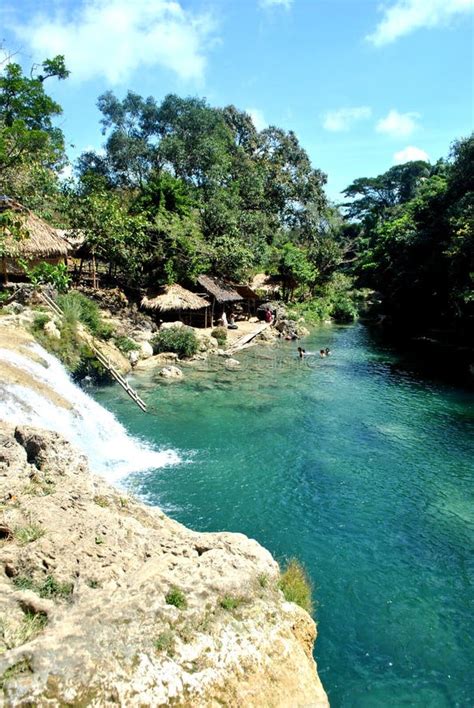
0, 342, 180, 482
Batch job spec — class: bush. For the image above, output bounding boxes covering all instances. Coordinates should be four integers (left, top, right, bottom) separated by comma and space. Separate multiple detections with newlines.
57, 291, 113, 338
151, 326, 198, 359
278, 559, 313, 615
211, 326, 227, 346
331, 297, 358, 323
32, 312, 51, 331
165, 587, 187, 609
28, 262, 71, 293
114, 336, 138, 353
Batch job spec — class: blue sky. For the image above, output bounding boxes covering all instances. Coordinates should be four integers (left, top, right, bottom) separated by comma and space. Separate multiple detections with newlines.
2, 0, 473, 200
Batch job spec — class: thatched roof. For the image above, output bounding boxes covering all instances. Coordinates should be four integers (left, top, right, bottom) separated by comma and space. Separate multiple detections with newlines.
141, 284, 209, 312
233, 284, 259, 300
197, 275, 243, 304
54, 228, 86, 254
250, 273, 281, 294
0, 197, 68, 258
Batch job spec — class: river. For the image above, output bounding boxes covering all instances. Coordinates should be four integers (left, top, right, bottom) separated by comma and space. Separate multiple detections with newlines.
93, 323, 474, 707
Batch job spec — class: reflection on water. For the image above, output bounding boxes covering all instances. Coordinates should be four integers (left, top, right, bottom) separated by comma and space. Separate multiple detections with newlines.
93, 324, 474, 707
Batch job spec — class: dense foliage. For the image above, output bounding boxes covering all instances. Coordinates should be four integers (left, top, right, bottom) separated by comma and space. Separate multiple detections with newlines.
1, 53, 472, 341
343, 137, 473, 338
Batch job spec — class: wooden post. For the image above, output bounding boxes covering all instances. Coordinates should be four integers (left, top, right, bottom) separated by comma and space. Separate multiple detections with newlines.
92, 253, 97, 289
205, 306, 208, 329
2, 257, 8, 285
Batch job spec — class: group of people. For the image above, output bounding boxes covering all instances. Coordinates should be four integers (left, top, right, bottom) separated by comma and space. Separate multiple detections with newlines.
297, 346, 331, 359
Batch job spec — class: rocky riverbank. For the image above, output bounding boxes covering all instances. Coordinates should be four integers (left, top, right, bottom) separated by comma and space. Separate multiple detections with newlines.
0, 310, 328, 706
0, 423, 328, 706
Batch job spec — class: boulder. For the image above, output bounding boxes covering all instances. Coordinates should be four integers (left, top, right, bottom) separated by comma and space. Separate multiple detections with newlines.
134, 352, 179, 372
225, 358, 240, 369
139, 341, 154, 359
159, 365, 184, 379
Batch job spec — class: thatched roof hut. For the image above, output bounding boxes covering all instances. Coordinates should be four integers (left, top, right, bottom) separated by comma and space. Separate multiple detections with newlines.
197, 275, 242, 304
142, 284, 208, 312
1, 196, 69, 282
0, 196, 68, 260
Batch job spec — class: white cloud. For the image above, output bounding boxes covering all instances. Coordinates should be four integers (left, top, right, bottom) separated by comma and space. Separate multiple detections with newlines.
246, 107, 267, 131
394, 145, 429, 163
367, 0, 474, 46
322, 106, 372, 132
259, 0, 293, 9
59, 164, 73, 181
10, 0, 216, 84
376, 109, 419, 137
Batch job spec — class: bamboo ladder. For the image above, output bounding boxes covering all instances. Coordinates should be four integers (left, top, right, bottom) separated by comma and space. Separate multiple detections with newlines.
39, 291, 147, 413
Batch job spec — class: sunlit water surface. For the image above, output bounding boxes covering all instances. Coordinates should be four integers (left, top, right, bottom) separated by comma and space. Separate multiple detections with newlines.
93, 324, 473, 707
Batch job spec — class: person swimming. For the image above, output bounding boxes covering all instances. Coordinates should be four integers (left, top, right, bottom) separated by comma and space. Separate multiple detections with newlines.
319, 349, 326, 357
325, 347, 331, 356
297, 347, 306, 359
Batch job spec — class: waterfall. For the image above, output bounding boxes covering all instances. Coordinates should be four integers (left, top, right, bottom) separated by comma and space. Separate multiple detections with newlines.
0, 342, 180, 483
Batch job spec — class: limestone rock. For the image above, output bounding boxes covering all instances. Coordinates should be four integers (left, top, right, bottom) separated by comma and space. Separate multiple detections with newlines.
139, 341, 154, 359
159, 365, 184, 379
135, 352, 179, 371
0, 424, 328, 706
225, 358, 240, 369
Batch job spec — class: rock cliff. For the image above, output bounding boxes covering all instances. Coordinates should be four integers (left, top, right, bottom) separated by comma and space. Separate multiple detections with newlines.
0, 423, 328, 707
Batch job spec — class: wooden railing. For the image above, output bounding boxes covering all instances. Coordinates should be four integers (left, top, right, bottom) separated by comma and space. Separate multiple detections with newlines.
39, 291, 147, 413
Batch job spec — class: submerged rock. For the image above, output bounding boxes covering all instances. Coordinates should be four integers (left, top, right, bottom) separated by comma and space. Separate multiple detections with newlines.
159, 365, 184, 379
0, 424, 328, 706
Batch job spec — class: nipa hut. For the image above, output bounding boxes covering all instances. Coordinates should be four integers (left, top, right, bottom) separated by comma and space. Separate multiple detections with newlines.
0, 196, 68, 283
196, 275, 242, 326
232, 284, 260, 318
141, 284, 210, 327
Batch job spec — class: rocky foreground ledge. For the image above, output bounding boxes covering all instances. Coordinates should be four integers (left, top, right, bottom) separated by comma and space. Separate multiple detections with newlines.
0, 424, 328, 706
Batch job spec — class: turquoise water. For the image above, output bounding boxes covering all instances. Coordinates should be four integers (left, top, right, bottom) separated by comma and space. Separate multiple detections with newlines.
93, 324, 474, 707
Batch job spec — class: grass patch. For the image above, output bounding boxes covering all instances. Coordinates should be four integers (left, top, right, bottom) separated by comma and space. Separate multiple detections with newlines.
18, 611, 47, 644
219, 596, 243, 611
38, 575, 73, 600
31, 312, 51, 332
278, 559, 313, 615
23, 476, 56, 497
93, 495, 109, 508
258, 573, 268, 589
0, 659, 32, 690
115, 336, 138, 354
154, 630, 175, 655
57, 291, 113, 339
13, 574, 73, 601
87, 579, 100, 589
165, 587, 187, 610
13, 524, 45, 545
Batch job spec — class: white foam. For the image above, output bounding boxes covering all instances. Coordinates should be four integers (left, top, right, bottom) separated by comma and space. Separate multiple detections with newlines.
0, 343, 180, 482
